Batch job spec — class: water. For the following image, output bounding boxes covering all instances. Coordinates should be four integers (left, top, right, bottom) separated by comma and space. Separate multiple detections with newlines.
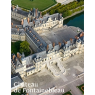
63, 12, 84, 30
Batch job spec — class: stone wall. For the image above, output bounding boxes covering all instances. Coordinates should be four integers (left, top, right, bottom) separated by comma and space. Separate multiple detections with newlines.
11, 34, 25, 41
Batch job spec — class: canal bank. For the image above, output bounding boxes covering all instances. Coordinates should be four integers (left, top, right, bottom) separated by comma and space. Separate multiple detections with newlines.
63, 11, 84, 30
64, 9, 84, 20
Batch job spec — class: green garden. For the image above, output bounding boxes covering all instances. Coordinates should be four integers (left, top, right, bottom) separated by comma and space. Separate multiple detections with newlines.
11, 0, 56, 11
77, 84, 84, 94
11, 41, 31, 56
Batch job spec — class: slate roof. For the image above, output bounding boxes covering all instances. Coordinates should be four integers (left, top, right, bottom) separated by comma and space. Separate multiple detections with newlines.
11, 28, 25, 36
11, 73, 23, 88
11, 54, 23, 69
25, 26, 47, 50
11, 7, 41, 18
31, 13, 62, 27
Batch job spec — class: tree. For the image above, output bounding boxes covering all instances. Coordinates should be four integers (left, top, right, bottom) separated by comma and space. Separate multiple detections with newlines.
67, 10, 72, 16
19, 41, 31, 56
50, 10, 55, 15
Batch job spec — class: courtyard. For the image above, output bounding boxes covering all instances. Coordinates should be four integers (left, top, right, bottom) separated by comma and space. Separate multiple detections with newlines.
23, 53, 84, 95
11, 0, 56, 11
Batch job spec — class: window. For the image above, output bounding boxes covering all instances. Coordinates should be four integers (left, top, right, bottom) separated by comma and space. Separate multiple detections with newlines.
42, 60, 44, 62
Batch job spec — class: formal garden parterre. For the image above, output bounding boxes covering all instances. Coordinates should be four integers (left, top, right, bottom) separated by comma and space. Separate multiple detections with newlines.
77, 84, 84, 94
62, 91, 72, 95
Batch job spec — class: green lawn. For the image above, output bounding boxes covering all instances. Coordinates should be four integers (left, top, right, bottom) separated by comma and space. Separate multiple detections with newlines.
77, 84, 84, 94
62, 91, 72, 95
11, 0, 56, 11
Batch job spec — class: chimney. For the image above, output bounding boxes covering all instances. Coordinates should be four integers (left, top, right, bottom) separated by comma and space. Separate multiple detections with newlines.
17, 52, 20, 58
24, 28, 26, 31
63, 40, 65, 44
37, 39, 39, 42
40, 43, 42, 46
70, 38, 73, 43
58, 42, 61, 47
13, 5, 15, 10
33, 21, 35, 24
80, 33, 83, 37
17, 28, 19, 31
46, 45, 49, 51
63, 40, 67, 44
36, 8, 38, 17
31, 8, 32, 12
16, 58, 17, 61
65, 41, 67, 44
19, 56, 21, 59
21, 19, 23, 25
75, 36, 79, 40
82, 32, 84, 36
13, 55, 15, 60
11, 23, 13, 26
75, 36, 77, 39
40, 12, 42, 17
33, 35, 35, 37
52, 42, 55, 48
15, 25, 17, 28
60, 13, 62, 16
27, 18, 29, 24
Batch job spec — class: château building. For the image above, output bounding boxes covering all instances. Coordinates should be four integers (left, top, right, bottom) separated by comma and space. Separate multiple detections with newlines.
11, 9, 84, 79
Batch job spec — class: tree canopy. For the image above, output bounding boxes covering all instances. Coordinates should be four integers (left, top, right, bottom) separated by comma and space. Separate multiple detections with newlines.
42, 0, 84, 17
20, 41, 31, 56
